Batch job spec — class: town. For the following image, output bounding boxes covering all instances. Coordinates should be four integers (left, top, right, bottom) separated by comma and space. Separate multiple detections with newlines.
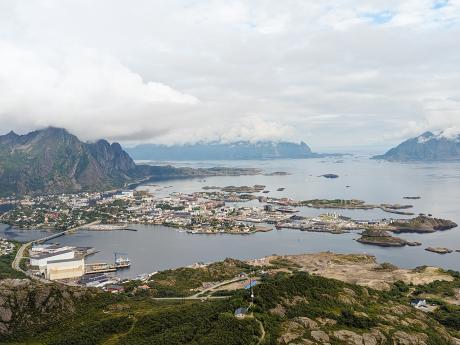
1, 184, 457, 291
0, 186, 404, 235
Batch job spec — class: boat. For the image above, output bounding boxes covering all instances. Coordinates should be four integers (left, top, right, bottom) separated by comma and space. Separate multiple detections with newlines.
115, 255, 131, 268
276, 207, 298, 213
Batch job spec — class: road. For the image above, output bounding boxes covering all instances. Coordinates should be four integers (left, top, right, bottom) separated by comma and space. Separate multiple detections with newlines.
151, 276, 247, 301
11, 220, 100, 282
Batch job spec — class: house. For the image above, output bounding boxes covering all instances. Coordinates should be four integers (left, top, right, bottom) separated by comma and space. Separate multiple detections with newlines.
45, 256, 85, 280
105, 284, 125, 293
411, 299, 427, 309
234, 307, 248, 319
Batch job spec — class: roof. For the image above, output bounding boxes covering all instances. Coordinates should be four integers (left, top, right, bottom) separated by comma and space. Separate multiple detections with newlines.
47, 256, 84, 265
234, 307, 248, 315
32, 249, 74, 260
244, 281, 258, 289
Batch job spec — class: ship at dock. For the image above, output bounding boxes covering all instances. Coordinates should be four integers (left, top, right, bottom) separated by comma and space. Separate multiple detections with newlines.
84, 252, 131, 274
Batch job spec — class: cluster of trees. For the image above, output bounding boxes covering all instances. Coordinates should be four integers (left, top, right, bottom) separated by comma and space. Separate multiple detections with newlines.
118, 298, 261, 345
49, 316, 133, 345
146, 259, 252, 297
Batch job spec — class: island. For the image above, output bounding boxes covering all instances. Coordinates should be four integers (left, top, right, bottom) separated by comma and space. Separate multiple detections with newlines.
320, 174, 339, 179
356, 229, 421, 247
425, 247, 454, 254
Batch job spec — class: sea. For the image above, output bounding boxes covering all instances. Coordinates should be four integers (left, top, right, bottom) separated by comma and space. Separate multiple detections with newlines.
1, 154, 460, 279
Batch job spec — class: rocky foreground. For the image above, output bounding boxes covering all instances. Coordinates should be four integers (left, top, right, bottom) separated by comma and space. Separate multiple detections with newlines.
2, 252, 460, 344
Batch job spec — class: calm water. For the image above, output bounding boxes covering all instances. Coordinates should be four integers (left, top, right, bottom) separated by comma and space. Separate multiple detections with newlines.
1, 155, 460, 278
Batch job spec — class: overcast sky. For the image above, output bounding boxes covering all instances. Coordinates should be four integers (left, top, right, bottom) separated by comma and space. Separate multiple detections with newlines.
0, 0, 459, 150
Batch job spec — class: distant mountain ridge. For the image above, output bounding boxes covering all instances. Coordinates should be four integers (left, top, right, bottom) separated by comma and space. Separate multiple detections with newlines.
126, 141, 327, 160
373, 131, 460, 161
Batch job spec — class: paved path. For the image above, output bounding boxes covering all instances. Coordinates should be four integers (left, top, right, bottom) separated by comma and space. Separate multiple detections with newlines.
151, 277, 246, 301
11, 220, 100, 283
152, 295, 231, 301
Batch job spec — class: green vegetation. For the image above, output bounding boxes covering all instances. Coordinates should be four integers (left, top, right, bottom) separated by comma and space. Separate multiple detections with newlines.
0, 242, 24, 279
143, 259, 252, 297
118, 298, 261, 345
3, 260, 460, 344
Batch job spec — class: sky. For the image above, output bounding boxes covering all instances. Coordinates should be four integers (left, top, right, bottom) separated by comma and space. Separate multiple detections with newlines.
0, 0, 459, 150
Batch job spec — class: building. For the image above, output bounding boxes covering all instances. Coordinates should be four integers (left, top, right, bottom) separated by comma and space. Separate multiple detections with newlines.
411, 299, 427, 309
45, 257, 85, 280
234, 307, 248, 319
105, 284, 125, 293
30, 249, 75, 271
114, 190, 134, 200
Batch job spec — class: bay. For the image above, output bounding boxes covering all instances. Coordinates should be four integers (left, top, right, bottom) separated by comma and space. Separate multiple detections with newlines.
1, 155, 459, 278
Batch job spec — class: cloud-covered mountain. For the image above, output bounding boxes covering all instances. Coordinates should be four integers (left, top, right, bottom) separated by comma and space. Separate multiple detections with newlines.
372, 131, 460, 161
126, 141, 327, 160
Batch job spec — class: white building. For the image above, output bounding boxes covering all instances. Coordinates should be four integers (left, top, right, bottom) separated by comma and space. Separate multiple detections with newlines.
114, 190, 134, 200
30, 249, 75, 272
45, 257, 85, 280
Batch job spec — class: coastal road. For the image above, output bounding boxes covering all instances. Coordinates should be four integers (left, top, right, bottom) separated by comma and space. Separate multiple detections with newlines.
11, 220, 100, 282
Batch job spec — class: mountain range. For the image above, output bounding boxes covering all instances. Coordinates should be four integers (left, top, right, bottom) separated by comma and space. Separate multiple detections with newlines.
0, 128, 259, 196
373, 131, 460, 162
126, 141, 327, 160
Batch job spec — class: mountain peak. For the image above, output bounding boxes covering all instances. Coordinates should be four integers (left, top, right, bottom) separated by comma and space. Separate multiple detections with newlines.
373, 130, 460, 162
0, 127, 137, 195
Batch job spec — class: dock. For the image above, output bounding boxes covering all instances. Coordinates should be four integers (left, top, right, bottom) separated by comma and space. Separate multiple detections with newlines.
85, 261, 130, 274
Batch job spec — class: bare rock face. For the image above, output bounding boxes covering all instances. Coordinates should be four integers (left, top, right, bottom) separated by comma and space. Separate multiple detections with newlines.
278, 321, 305, 344
0, 306, 12, 322
331, 329, 387, 345
310, 330, 329, 343
391, 331, 428, 345
0, 278, 93, 339
333, 330, 365, 345
295, 316, 319, 330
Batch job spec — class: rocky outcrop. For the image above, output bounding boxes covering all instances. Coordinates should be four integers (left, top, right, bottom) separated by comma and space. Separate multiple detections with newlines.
390, 216, 458, 233
0, 278, 94, 339
425, 247, 453, 254
357, 229, 409, 247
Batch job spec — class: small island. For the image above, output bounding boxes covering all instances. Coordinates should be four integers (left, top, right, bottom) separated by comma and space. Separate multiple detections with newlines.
320, 174, 339, 179
425, 247, 453, 254
357, 229, 422, 247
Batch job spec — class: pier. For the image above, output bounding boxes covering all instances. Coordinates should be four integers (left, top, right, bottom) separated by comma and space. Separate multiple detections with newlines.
85, 261, 130, 274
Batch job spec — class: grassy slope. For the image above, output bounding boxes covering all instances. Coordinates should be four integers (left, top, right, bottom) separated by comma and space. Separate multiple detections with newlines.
3, 271, 460, 345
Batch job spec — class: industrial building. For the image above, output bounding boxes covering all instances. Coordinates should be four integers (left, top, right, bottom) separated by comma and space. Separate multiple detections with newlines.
30, 249, 75, 271
45, 257, 85, 280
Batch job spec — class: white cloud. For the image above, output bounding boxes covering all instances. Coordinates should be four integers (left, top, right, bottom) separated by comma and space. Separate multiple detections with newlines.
0, 0, 459, 148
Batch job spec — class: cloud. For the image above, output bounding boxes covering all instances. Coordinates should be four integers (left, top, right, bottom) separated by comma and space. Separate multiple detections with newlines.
0, 0, 460, 148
